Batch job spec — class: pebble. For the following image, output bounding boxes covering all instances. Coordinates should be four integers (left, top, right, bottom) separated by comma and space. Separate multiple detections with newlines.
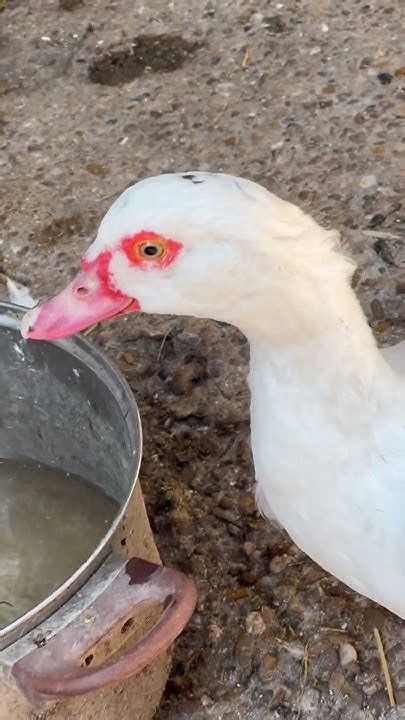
261, 605, 277, 623
234, 633, 255, 668
359, 174, 377, 189
269, 553, 294, 573
59, 0, 84, 8
318, 648, 339, 674
366, 688, 389, 714
284, 642, 305, 659
170, 363, 196, 394
231, 586, 250, 599
122, 352, 135, 365
299, 688, 321, 714
245, 611, 266, 636
395, 689, 405, 706
329, 669, 346, 690
258, 653, 278, 682
257, 576, 274, 598
85, 162, 107, 176
208, 623, 223, 644
377, 72, 393, 85
370, 298, 385, 320
339, 643, 358, 667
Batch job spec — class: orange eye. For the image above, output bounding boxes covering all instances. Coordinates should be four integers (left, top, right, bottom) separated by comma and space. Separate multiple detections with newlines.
137, 240, 166, 260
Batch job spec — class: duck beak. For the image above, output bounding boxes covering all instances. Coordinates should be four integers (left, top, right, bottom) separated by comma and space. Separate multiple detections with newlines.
20, 269, 139, 341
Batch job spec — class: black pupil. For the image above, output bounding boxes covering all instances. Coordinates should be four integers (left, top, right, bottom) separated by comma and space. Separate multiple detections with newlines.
144, 244, 159, 256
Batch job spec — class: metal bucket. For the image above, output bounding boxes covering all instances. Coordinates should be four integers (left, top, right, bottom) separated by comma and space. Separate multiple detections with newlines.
0, 302, 196, 714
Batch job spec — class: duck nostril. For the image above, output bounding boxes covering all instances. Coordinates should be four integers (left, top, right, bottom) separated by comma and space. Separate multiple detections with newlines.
76, 286, 89, 296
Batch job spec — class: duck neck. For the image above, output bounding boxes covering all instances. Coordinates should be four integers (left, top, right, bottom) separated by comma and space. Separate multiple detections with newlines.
236, 260, 389, 399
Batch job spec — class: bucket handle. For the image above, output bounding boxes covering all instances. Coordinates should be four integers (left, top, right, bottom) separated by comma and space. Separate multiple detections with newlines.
12, 557, 197, 703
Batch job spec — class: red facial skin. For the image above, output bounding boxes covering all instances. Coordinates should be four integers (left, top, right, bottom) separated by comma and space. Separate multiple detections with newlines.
120, 231, 183, 271
21, 231, 183, 341
79, 250, 140, 314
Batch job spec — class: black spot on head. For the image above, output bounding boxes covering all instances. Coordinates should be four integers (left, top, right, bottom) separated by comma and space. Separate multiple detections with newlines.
182, 174, 204, 184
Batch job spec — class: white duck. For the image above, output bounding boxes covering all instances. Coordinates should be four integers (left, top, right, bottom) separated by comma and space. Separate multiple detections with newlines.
21, 172, 405, 619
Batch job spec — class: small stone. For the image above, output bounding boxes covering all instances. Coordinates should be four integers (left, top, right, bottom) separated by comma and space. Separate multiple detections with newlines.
245, 611, 266, 635
59, 0, 83, 8
395, 689, 405, 706
370, 298, 385, 320
368, 213, 386, 227
258, 653, 278, 682
240, 570, 257, 586
85, 162, 108, 176
231, 586, 250, 599
263, 15, 286, 34
377, 72, 393, 85
170, 364, 196, 395
359, 174, 377, 189
261, 605, 277, 623
234, 632, 255, 668
200, 693, 213, 706
299, 688, 320, 714
269, 553, 294, 573
363, 681, 379, 697
366, 688, 389, 714
258, 575, 274, 597
284, 642, 305, 659
339, 643, 358, 667
273, 583, 296, 602
288, 597, 308, 616
239, 494, 255, 510
243, 541, 254, 556
122, 352, 135, 365
329, 670, 346, 690
208, 623, 223, 644
318, 648, 339, 673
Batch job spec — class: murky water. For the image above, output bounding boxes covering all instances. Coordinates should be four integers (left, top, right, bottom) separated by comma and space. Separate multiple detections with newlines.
0, 459, 118, 629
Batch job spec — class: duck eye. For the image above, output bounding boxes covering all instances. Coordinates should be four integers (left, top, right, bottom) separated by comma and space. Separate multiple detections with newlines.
138, 241, 166, 259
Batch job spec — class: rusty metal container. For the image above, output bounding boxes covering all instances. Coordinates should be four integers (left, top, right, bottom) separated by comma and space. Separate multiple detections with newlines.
0, 302, 196, 719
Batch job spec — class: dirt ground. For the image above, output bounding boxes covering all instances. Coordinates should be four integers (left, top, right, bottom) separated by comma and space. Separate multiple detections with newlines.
1, 0, 404, 718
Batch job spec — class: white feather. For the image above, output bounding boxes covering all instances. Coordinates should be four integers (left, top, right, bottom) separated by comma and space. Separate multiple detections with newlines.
6, 278, 36, 309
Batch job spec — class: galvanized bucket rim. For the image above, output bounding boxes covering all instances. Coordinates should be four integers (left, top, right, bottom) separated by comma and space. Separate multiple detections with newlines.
0, 301, 143, 650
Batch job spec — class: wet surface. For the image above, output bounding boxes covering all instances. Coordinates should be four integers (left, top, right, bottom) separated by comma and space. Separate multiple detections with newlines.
88, 35, 204, 86
0, 458, 117, 629
0, 0, 404, 717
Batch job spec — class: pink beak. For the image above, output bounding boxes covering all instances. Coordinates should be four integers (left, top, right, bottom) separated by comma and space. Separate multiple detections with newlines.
21, 268, 139, 341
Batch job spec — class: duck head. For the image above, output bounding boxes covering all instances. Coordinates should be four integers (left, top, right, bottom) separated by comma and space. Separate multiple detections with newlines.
21, 172, 340, 341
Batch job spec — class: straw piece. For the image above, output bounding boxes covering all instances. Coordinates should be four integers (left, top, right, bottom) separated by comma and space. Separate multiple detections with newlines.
82, 323, 99, 336
373, 627, 396, 707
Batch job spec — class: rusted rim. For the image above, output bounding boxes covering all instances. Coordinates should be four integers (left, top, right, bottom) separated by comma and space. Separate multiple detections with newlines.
13, 558, 198, 702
